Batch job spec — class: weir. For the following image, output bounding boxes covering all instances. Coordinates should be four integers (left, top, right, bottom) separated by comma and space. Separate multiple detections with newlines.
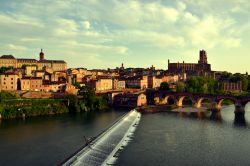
62, 110, 141, 166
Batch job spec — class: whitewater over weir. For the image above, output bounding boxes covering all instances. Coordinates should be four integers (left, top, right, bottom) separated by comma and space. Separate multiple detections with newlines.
62, 110, 141, 166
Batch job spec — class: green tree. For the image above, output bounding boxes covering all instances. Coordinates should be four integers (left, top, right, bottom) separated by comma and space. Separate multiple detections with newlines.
0, 66, 13, 73
160, 82, 170, 91
186, 76, 218, 94
73, 82, 81, 89
176, 82, 186, 92
241, 76, 248, 91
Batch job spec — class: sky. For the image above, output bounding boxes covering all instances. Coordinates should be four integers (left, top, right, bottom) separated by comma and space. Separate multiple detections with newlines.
0, 0, 249, 73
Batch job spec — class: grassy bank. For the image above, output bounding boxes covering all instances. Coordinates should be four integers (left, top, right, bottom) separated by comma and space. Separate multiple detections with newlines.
0, 99, 69, 119
0, 91, 108, 120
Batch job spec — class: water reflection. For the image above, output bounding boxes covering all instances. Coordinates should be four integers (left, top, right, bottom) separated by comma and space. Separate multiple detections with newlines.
234, 113, 247, 127
0, 110, 126, 166
174, 106, 249, 128
210, 111, 222, 122
116, 105, 250, 166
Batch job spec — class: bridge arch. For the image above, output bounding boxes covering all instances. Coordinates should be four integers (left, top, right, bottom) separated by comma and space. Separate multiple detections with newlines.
217, 97, 237, 109
194, 97, 213, 108
176, 95, 194, 107
154, 94, 176, 105
240, 98, 250, 107
164, 95, 176, 105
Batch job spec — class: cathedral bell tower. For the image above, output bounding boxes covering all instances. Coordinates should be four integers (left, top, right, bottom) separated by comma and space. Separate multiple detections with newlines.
39, 49, 45, 61
198, 50, 207, 64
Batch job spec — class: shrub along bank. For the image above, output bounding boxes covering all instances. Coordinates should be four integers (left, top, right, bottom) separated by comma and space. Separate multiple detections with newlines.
0, 88, 108, 120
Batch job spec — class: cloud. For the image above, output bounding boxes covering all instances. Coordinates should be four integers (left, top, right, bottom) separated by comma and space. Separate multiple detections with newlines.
60, 41, 128, 55
7, 44, 27, 51
82, 21, 91, 29
112, 30, 185, 48
0, 0, 249, 72
177, 2, 186, 11
184, 15, 240, 48
0, 13, 43, 28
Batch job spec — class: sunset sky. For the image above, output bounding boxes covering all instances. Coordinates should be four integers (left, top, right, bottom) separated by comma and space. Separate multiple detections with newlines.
0, 0, 249, 73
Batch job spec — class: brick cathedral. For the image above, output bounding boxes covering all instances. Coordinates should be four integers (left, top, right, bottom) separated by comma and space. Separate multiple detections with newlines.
167, 50, 212, 76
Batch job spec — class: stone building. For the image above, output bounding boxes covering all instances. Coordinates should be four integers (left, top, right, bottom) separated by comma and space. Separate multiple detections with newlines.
161, 75, 179, 83
168, 50, 212, 76
148, 76, 163, 89
21, 77, 43, 91
113, 93, 147, 108
125, 76, 148, 89
89, 77, 113, 91
0, 55, 17, 68
0, 73, 20, 91
43, 82, 66, 92
0, 49, 67, 71
221, 81, 242, 92
112, 78, 126, 90
25, 66, 37, 76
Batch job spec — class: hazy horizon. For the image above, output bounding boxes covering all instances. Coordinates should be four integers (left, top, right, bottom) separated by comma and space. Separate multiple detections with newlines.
0, 0, 249, 73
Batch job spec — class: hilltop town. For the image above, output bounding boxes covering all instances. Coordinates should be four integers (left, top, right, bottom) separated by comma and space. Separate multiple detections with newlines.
0, 49, 248, 108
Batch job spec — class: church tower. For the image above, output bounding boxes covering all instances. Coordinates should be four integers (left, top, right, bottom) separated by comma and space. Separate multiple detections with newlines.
198, 50, 207, 64
39, 49, 45, 61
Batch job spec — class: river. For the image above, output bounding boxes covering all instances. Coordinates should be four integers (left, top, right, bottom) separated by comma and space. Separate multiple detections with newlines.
0, 109, 127, 166
116, 104, 250, 166
1, 105, 250, 166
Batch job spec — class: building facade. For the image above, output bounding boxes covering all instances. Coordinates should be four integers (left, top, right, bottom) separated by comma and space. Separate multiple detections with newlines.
126, 76, 148, 89
0, 50, 67, 71
113, 93, 147, 107
148, 76, 163, 88
221, 81, 242, 92
112, 79, 126, 90
168, 50, 212, 76
0, 73, 20, 91
89, 78, 113, 91
21, 77, 43, 91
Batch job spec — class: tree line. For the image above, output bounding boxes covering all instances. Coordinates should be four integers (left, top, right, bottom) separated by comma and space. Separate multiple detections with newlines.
160, 73, 250, 95
0, 85, 108, 119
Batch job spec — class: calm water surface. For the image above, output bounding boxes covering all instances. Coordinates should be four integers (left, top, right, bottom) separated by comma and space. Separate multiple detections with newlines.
0, 109, 127, 166
1, 105, 250, 166
116, 104, 250, 166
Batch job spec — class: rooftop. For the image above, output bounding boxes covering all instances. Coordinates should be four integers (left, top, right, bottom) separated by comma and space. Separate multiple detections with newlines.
0, 55, 15, 59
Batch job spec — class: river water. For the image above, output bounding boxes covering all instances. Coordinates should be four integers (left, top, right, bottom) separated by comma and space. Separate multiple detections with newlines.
116, 104, 250, 166
0, 109, 127, 166
1, 105, 250, 166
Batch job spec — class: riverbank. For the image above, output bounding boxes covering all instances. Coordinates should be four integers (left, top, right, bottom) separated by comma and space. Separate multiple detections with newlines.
0, 91, 108, 120
0, 98, 69, 119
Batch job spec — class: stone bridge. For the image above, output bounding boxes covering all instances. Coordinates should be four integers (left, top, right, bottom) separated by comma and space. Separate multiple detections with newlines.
146, 90, 250, 115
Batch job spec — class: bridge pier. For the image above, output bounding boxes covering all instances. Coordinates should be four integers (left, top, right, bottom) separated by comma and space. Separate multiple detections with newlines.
234, 103, 245, 123
210, 111, 222, 121
210, 102, 221, 113
193, 102, 201, 108
176, 102, 183, 107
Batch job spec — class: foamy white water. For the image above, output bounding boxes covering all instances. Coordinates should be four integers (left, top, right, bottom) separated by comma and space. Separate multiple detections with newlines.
63, 109, 141, 166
